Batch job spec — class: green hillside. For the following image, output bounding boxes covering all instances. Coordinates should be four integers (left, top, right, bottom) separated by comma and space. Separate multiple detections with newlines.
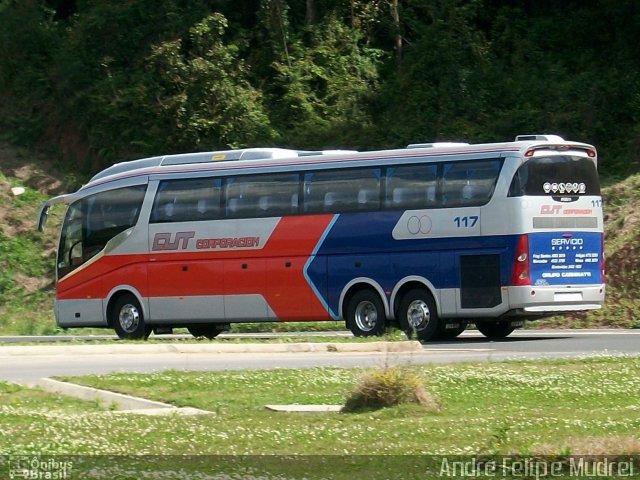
0, 144, 66, 334
593, 174, 640, 326
0, 141, 637, 335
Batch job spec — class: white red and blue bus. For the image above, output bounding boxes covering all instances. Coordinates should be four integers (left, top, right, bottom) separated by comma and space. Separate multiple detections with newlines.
37, 135, 605, 340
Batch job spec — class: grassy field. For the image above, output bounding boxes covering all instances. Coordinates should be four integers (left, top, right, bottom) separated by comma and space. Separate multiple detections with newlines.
2, 357, 640, 477
2, 357, 639, 456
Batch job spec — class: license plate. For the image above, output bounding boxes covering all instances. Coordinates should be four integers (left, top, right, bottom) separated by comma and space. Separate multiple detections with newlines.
554, 292, 583, 302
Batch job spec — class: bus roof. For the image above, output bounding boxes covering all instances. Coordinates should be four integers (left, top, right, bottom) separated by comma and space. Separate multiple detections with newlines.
81, 135, 596, 193
88, 148, 359, 183
36, 135, 596, 231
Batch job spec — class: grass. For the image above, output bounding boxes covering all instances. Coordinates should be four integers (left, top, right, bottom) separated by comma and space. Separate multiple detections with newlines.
2, 357, 640, 477
0, 356, 630, 456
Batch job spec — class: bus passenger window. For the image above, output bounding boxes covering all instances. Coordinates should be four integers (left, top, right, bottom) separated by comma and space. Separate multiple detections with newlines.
441, 159, 502, 207
385, 164, 438, 209
151, 178, 222, 223
304, 168, 380, 214
224, 173, 299, 219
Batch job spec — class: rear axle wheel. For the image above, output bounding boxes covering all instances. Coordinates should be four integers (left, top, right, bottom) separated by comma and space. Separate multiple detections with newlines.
398, 289, 439, 342
476, 321, 517, 339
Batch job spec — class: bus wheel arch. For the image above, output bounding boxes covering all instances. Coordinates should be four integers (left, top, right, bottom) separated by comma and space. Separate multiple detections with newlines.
106, 289, 151, 340
342, 283, 388, 337
391, 278, 439, 319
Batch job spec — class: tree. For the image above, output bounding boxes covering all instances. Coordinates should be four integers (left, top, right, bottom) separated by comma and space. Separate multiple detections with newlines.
139, 13, 278, 152
265, 13, 383, 148
388, 0, 402, 67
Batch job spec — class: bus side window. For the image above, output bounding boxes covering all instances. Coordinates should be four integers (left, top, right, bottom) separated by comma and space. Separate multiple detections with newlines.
225, 173, 299, 219
385, 164, 438, 209
444, 175, 473, 206
441, 159, 502, 207
304, 168, 380, 214
224, 178, 248, 218
151, 178, 222, 223
83, 185, 147, 259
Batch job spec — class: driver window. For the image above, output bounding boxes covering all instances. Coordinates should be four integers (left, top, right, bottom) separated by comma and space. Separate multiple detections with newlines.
56, 185, 147, 279
57, 202, 84, 278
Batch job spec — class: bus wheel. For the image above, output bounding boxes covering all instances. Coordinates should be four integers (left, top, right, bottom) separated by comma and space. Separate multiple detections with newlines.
188, 324, 227, 340
398, 289, 439, 342
112, 295, 151, 340
346, 290, 387, 337
476, 321, 516, 339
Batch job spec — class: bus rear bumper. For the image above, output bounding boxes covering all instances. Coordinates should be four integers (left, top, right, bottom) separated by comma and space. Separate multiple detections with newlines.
506, 284, 605, 315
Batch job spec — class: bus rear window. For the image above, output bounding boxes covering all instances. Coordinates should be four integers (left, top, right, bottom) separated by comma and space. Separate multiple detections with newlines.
508, 156, 600, 197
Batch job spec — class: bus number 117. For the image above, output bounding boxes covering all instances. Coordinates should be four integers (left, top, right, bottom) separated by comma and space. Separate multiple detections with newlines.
454, 216, 479, 228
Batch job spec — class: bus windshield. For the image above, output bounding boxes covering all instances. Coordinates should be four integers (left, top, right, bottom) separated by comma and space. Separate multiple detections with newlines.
57, 185, 146, 278
508, 155, 600, 197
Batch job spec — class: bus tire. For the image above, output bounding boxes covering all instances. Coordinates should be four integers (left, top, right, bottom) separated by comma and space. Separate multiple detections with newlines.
398, 289, 439, 342
434, 322, 467, 340
112, 294, 151, 340
346, 290, 387, 337
188, 324, 227, 340
476, 321, 516, 339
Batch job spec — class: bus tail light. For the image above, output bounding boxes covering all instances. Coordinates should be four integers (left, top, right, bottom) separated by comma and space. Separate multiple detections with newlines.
511, 234, 530, 286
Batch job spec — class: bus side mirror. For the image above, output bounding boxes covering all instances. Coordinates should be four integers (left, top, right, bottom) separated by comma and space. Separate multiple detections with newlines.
37, 204, 50, 232
36, 194, 72, 232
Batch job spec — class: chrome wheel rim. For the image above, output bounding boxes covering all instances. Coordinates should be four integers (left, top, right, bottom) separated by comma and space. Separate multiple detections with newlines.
118, 304, 140, 332
354, 301, 378, 332
407, 300, 430, 329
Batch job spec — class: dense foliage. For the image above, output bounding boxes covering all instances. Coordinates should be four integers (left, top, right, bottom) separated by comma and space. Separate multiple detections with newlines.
1, 0, 639, 176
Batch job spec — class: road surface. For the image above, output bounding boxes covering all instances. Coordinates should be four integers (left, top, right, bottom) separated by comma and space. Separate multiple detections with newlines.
0, 329, 638, 384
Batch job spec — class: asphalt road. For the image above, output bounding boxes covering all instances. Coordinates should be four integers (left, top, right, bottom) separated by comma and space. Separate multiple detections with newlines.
1, 329, 638, 384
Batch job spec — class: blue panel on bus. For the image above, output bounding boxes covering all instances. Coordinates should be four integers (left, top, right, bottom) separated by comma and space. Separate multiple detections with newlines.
305, 211, 523, 316
529, 232, 602, 286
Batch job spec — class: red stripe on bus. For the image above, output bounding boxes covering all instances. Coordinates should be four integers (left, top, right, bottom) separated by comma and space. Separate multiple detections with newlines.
57, 215, 335, 320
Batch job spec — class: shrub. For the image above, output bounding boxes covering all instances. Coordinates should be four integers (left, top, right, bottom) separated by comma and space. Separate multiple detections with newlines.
343, 367, 438, 412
